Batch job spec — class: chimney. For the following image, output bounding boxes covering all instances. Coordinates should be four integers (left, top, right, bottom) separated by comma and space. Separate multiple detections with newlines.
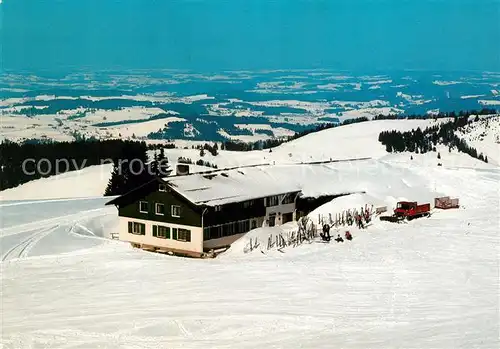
176, 164, 190, 176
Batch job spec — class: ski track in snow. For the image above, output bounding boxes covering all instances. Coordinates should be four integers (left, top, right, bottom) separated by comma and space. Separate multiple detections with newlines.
1, 119, 499, 348
1, 165, 499, 348
0, 197, 118, 264
1, 224, 60, 261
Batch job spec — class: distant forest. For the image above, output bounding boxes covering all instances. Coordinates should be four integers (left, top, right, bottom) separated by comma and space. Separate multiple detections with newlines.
0, 108, 497, 194
0, 139, 157, 193
378, 114, 492, 163
218, 108, 497, 151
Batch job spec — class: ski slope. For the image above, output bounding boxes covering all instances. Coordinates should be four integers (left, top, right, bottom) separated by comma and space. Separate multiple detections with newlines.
0, 197, 118, 261
1, 165, 498, 348
455, 115, 500, 166
1, 119, 499, 348
0, 164, 113, 201
163, 119, 448, 168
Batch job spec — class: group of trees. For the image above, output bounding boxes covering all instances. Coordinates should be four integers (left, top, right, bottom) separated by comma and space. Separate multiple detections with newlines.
177, 156, 218, 169
217, 109, 496, 154
0, 136, 179, 196
196, 143, 219, 157
190, 110, 498, 153
104, 145, 174, 196
0, 138, 153, 192
147, 143, 176, 150
378, 116, 489, 163
104, 144, 153, 196
373, 108, 497, 121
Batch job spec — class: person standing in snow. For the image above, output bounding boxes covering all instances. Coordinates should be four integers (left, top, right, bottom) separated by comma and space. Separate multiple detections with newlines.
321, 224, 331, 242
345, 231, 352, 241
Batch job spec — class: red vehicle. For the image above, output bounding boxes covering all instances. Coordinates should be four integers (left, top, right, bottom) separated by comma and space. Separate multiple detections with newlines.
381, 201, 431, 222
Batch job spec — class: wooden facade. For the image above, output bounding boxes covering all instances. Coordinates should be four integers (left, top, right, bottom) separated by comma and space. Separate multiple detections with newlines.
114, 180, 203, 228
106, 177, 301, 256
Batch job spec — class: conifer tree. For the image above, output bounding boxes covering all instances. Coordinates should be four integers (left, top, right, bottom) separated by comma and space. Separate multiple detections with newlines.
104, 161, 126, 196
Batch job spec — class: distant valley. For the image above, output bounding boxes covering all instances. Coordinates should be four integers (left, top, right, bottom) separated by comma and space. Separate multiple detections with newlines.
1, 70, 499, 143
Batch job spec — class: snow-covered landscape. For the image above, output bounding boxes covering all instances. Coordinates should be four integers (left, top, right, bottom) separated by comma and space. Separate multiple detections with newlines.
1, 117, 499, 348
1, 70, 499, 144
3, 0, 500, 346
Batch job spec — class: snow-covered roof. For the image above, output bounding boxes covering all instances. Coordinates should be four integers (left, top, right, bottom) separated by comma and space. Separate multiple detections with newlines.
161, 157, 444, 208
162, 166, 302, 206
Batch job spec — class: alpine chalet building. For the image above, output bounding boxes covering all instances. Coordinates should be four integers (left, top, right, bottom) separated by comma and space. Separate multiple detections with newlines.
106, 164, 302, 257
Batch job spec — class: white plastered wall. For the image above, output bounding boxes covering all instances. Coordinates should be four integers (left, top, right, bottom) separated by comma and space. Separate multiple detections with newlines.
119, 217, 203, 253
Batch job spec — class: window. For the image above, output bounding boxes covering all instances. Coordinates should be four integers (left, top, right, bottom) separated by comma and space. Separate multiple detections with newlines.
153, 225, 170, 239
207, 225, 222, 239
155, 203, 165, 216
159, 183, 167, 192
267, 195, 279, 207
172, 228, 178, 240
139, 201, 148, 213
282, 194, 295, 205
171, 205, 181, 217
266, 194, 294, 207
268, 213, 276, 227
238, 220, 250, 233
177, 228, 191, 242
203, 220, 254, 240
214, 205, 221, 212
243, 200, 254, 209
282, 212, 294, 224
128, 222, 145, 235
223, 223, 233, 237
397, 203, 412, 210
251, 220, 257, 229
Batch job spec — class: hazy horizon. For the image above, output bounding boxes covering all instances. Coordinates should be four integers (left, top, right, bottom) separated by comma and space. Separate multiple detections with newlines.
2, 0, 500, 74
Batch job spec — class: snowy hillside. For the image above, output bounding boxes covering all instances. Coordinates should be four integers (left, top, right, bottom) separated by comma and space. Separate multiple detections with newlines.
163, 118, 495, 169
2, 118, 494, 205
1, 197, 119, 260
0, 164, 113, 201
162, 119, 437, 169
455, 115, 500, 165
1, 117, 499, 348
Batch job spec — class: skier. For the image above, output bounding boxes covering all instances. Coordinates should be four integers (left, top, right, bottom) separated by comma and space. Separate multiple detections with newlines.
355, 214, 361, 229
364, 208, 371, 223
358, 215, 365, 229
320, 224, 331, 242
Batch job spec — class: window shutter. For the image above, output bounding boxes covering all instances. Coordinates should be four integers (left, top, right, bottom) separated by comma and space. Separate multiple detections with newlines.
128, 222, 133, 233
173, 228, 178, 240
153, 225, 157, 237
166, 227, 171, 239
141, 224, 145, 235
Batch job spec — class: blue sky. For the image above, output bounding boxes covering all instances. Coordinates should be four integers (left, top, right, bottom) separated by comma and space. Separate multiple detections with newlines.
2, 0, 499, 73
